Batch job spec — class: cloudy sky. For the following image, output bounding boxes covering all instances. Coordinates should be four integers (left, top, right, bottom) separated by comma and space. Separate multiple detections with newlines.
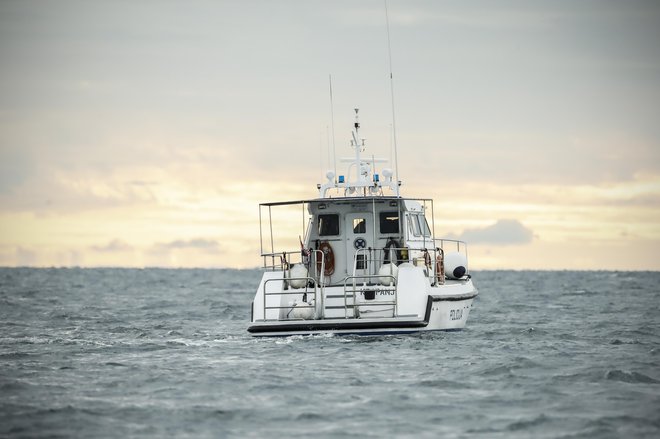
1, 0, 659, 270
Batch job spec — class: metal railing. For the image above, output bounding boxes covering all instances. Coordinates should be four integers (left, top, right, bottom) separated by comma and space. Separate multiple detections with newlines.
261, 249, 327, 283
257, 240, 470, 322
262, 277, 318, 321
343, 247, 403, 319
434, 238, 468, 254
351, 242, 469, 288
261, 250, 304, 271
434, 238, 469, 276
343, 274, 397, 318
260, 249, 327, 321
351, 247, 410, 278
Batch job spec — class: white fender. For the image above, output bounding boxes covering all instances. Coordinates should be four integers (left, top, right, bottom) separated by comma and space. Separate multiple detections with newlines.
288, 264, 308, 289
291, 301, 314, 319
377, 263, 398, 285
444, 252, 467, 279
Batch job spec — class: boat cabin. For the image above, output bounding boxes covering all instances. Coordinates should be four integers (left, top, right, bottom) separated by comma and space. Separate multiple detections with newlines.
259, 196, 467, 287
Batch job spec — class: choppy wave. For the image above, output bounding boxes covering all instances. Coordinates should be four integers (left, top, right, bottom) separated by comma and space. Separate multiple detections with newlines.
605, 369, 660, 384
1, 268, 659, 438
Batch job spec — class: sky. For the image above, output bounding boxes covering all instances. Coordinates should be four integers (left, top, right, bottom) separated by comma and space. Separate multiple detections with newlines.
1, 0, 659, 270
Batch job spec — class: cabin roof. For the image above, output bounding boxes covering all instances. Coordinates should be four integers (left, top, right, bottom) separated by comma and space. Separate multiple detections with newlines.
259, 196, 434, 208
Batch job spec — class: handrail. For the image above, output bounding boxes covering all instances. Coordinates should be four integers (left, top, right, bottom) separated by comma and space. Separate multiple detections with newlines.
261, 249, 328, 283
312, 249, 326, 315
260, 250, 303, 271
260, 250, 326, 321
346, 247, 404, 318
433, 238, 468, 253
343, 275, 398, 318
433, 238, 469, 275
262, 277, 317, 321
352, 246, 412, 278
350, 243, 469, 288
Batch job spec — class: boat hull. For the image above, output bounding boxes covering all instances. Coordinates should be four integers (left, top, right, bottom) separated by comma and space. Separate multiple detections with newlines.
247, 293, 477, 337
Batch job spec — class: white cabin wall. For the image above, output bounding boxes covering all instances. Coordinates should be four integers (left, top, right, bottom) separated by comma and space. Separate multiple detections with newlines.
307, 199, 408, 281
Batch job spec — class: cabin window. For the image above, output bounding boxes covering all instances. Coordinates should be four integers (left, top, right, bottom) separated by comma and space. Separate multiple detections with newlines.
356, 254, 367, 270
379, 211, 399, 234
353, 218, 366, 234
318, 214, 339, 236
410, 215, 422, 236
420, 215, 432, 237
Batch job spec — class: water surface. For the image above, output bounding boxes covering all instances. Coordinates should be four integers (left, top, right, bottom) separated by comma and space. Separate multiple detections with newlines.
1, 268, 658, 438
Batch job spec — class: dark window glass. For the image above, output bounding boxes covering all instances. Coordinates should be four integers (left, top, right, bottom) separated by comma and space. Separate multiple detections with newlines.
318, 214, 339, 236
356, 254, 367, 270
353, 218, 366, 234
379, 211, 399, 234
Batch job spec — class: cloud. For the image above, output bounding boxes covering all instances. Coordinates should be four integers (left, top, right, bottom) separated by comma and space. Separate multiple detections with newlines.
0, 165, 161, 215
153, 238, 221, 253
91, 239, 133, 253
459, 219, 534, 245
145, 238, 222, 266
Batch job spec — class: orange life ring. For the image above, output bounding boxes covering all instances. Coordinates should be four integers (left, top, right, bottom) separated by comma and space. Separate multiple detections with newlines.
317, 241, 335, 276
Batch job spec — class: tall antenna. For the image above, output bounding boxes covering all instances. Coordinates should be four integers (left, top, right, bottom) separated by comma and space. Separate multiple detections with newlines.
319, 128, 324, 177
326, 125, 331, 171
384, 0, 400, 196
329, 74, 337, 179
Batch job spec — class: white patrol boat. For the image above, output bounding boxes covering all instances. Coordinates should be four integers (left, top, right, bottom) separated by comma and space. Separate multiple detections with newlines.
248, 109, 478, 336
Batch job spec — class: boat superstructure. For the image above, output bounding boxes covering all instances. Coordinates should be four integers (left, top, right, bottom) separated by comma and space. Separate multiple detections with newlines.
248, 110, 477, 336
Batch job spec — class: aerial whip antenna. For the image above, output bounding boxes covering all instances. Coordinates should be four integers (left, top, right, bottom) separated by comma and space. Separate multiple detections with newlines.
384, 0, 400, 196
326, 125, 331, 171
329, 74, 337, 180
319, 129, 324, 177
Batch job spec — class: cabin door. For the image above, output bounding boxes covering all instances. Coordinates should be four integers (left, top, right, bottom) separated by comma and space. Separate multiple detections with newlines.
345, 213, 373, 275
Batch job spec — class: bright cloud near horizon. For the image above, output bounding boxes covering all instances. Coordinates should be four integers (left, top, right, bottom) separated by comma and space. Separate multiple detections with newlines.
1, 0, 659, 270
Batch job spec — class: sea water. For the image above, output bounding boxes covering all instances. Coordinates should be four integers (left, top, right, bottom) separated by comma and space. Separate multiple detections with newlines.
1, 268, 658, 438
